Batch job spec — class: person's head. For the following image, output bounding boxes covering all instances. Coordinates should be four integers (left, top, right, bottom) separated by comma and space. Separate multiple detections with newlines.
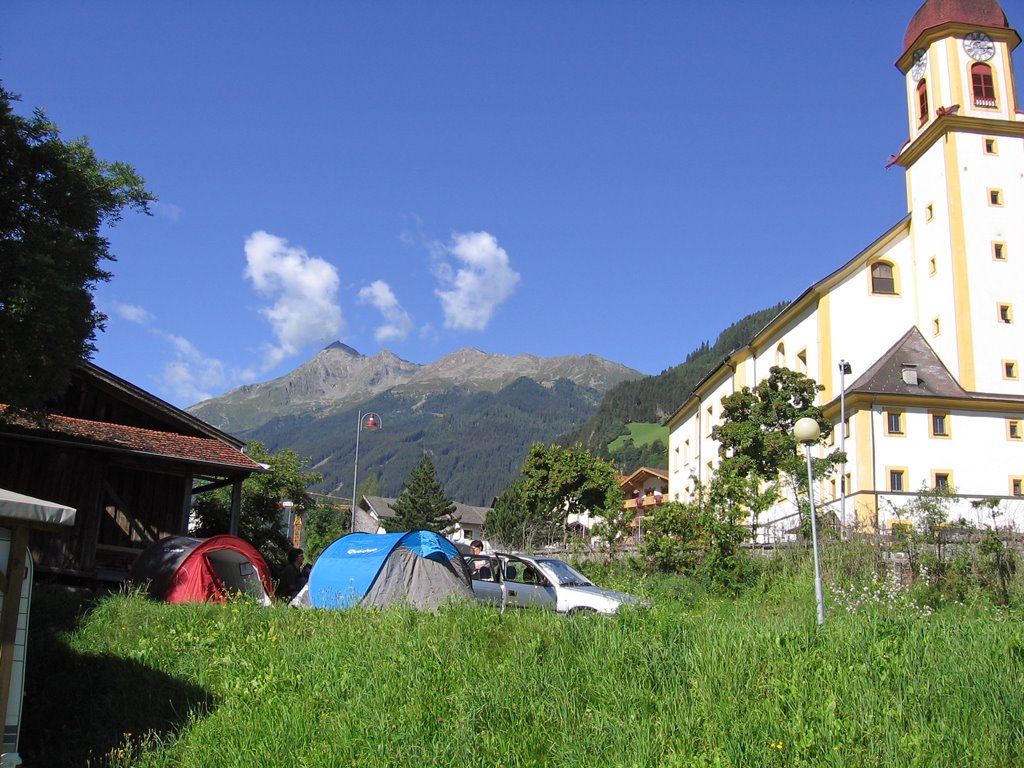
288, 547, 304, 565
471, 539, 484, 555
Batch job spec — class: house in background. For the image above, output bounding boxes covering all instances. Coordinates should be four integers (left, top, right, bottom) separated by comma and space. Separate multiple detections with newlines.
667, 0, 1024, 539
354, 495, 490, 544
562, 467, 668, 542
0, 360, 264, 582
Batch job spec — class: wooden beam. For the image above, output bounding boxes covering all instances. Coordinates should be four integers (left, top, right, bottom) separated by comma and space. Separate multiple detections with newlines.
229, 480, 242, 536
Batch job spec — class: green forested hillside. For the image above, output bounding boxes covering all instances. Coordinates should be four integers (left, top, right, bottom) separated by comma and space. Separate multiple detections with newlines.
244, 377, 606, 506
563, 302, 788, 467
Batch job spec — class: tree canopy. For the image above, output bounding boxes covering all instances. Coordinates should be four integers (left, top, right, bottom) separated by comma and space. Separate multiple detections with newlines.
712, 366, 838, 484
384, 454, 458, 533
486, 442, 621, 549
0, 84, 154, 414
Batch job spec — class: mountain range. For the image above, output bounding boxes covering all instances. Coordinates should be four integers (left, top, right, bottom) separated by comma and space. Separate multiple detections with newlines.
188, 303, 787, 506
188, 343, 643, 505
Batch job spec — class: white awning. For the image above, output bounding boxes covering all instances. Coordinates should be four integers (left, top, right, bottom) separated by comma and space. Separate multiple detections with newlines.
0, 488, 76, 529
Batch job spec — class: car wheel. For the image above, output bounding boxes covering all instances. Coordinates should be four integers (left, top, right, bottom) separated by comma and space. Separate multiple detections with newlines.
567, 607, 597, 615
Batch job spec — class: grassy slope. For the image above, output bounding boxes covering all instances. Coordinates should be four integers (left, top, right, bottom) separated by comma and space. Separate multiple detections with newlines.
21, 557, 1024, 768
607, 422, 669, 453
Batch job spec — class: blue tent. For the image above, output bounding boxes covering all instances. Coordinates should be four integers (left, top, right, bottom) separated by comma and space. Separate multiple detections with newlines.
294, 530, 473, 610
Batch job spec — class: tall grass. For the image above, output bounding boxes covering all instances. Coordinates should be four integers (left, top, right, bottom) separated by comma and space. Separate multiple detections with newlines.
21, 559, 1024, 768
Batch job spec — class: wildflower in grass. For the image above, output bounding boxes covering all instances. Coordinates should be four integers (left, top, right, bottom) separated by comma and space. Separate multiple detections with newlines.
770, 740, 784, 750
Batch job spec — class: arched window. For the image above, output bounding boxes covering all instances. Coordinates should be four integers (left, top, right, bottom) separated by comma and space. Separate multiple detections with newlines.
871, 261, 897, 294
972, 63, 996, 108
917, 79, 929, 125
775, 342, 786, 367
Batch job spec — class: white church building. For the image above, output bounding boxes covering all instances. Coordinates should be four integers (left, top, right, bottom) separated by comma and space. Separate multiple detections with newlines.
667, 0, 1024, 539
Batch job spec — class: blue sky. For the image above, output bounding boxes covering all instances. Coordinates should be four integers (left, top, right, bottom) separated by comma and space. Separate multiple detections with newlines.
4, 2, 1021, 408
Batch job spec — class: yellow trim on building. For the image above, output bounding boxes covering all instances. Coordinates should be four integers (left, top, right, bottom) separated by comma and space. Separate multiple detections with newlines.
943, 133, 976, 390
946, 37, 961, 107
855, 409, 874, 495
817, 293, 832, 400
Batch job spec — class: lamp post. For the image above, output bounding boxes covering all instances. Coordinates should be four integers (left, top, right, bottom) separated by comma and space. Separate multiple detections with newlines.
349, 411, 381, 532
794, 416, 826, 627
838, 360, 852, 533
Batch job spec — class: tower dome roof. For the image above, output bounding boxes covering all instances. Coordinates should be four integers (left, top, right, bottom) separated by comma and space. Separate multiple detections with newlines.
903, 0, 1010, 53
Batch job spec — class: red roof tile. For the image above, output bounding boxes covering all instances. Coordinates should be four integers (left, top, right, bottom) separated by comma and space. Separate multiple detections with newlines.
1, 407, 264, 472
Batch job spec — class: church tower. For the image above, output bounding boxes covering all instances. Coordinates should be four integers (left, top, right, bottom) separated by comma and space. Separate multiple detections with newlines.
894, 0, 1022, 393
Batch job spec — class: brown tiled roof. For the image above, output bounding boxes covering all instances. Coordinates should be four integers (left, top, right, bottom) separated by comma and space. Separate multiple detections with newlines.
1, 407, 264, 472
846, 327, 969, 398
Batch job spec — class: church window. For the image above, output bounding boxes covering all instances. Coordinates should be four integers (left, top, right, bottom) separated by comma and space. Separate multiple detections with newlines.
775, 342, 786, 367
796, 348, 808, 373
932, 316, 941, 336
993, 242, 1007, 261
998, 303, 1013, 323
930, 412, 950, 438
984, 137, 998, 155
933, 471, 951, 490
1004, 361, 1019, 380
889, 468, 906, 492
870, 261, 897, 294
886, 410, 904, 435
1007, 419, 1021, 440
917, 79, 929, 125
1012, 478, 1024, 497
925, 203, 933, 221
971, 64, 996, 108
989, 189, 1003, 206
928, 256, 937, 275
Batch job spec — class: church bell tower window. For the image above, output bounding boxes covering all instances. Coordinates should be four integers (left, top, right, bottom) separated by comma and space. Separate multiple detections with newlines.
971, 64, 996, 108
917, 79, 929, 125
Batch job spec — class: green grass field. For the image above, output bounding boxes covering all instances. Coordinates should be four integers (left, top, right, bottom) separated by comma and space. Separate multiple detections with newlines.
20, 551, 1024, 768
608, 422, 669, 453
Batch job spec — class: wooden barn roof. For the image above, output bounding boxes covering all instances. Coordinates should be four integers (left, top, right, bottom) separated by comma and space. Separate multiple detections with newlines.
0, 407, 264, 473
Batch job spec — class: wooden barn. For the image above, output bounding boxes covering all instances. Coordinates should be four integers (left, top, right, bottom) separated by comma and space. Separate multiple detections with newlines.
0, 361, 264, 583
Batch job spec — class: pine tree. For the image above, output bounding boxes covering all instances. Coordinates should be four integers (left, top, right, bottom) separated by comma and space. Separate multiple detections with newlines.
385, 454, 459, 533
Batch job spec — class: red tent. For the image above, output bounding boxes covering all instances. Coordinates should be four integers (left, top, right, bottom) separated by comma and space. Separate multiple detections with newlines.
131, 535, 274, 604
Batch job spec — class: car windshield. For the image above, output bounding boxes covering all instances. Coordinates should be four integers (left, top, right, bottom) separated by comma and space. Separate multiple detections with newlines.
534, 558, 594, 587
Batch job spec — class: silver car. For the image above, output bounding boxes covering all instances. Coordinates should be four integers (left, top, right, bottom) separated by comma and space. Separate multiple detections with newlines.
466, 552, 647, 614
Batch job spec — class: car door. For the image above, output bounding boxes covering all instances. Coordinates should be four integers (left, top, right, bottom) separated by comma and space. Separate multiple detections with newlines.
501, 557, 557, 611
465, 555, 503, 606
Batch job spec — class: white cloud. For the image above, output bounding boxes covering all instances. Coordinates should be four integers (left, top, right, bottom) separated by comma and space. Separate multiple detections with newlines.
110, 302, 154, 325
244, 231, 343, 371
358, 280, 413, 343
433, 231, 520, 331
151, 201, 183, 221
158, 332, 228, 404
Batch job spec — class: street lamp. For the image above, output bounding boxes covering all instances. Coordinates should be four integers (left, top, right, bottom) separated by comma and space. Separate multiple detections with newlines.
838, 360, 852, 533
794, 416, 826, 627
350, 411, 382, 532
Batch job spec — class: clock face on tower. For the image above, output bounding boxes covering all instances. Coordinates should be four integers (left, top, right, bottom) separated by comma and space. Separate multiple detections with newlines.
911, 48, 928, 81
964, 31, 995, 61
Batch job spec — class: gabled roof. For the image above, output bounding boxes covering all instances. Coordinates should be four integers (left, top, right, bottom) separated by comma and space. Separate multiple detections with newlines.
619, 467, 668, 491
77, 360, 245, 447
0, 407, 264, 472
846, 327, 969, 398
360, 495, 489, 526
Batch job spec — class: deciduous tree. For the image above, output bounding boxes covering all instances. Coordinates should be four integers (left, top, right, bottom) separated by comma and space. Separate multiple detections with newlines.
712, 367, 843, 522
0, 85, 153, 415
488, 443, 621, 549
